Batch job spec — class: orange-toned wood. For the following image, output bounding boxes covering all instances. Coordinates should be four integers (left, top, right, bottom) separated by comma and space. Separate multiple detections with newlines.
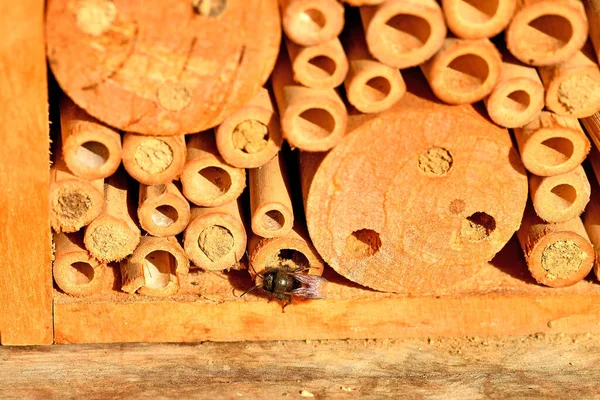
300, 71, 528, 294
506, 0, 588, 66
442, 0, 516, 39
280, 0, 344, 47
52, 238, 600, 343
46, 0, 281, 135
138, 182, 190, 237
0, 0, 52, 345
583, 148, 600, 280
122, 134, 187, 185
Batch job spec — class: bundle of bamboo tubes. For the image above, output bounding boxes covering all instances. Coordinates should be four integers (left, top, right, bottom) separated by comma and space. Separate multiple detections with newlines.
46, 0, 600, 299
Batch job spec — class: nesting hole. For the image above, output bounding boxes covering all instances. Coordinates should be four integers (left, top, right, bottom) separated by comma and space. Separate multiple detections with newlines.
295, 108, 336, 141
232, 120, 269, 154
261, 210, 285, 232
299, 8, 327, 33
199, 225, 234, 262
135, 139, 173, 174
538, 137, 574, 167
455, 0, 499, 24
445, 54, 489, 93
362, 76, 392, 103
151, 205, 178, 228
76, 141, 109, 169
503, 90, 531, 113
56, 189, 92, 220
197, 166, 232, 199
307, 55, 337, 80
461, 212, 496, 242
143, 250, 175, 289
541, 240, 587, 280
268, 249, 310, 271
526, 15, 573, 54
192, 0, 227, 17
549, 184, 577, 210
418, 147, 453, 177
68, 262, 94, 285
382, 14, 431, 52
345, 229, 382, 259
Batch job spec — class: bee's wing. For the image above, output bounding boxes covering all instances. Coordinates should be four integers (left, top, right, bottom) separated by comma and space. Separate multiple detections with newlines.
290, 274, 328, 299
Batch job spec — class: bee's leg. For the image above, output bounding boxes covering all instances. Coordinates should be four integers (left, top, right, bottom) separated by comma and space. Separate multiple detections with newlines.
290, 266, 311, 274
281, 296, 292, 313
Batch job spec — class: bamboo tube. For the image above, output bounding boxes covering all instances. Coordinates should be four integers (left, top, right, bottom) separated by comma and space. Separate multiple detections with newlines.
138, 182, 191, 237
250, 153, 294, 238
582, 112, 600, 150
342, 17, 406, 114
120, 236, 189, 297
583, 146, 600, 280
280, 0, 344, 47
181, 132, 246, 207
271, 49, 347, 152
518, 203, 594, 287
84, 170, 141, 262
183, 199, 247, 271
300, 70, 528, 294
215, 87, 283, 169
50, 144, 104, 233
420, 38, 502, 105
538, 42, 600, 119
59, 96, 122, 180
284, 37, 349, 89
248, 224, 324, 278
122, 133, 186, 185
46, 0, 281, 135
442, 0, 516, 40
53, 232, 107, 296
505, 0, 588, 66
530, 165, 591, 223
514, 112, 590, 176
484, 51, 544, 128
359, 0, 447, 69
585, 0, 600, 63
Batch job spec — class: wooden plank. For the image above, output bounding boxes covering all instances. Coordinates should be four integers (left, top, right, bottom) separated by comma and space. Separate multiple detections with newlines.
54, 239, 600, 344
1, 336, 600, 398
0, 1, 52, 344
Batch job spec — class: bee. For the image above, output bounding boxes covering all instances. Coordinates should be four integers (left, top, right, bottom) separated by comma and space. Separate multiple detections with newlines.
241, 265, 328, 311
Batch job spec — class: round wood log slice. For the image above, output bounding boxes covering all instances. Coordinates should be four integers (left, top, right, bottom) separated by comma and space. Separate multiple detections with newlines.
46, 0, 281, 136
301, 73, 528, 294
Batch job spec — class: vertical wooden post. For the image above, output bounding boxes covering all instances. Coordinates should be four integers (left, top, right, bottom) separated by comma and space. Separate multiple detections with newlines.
0, 0, 53, 344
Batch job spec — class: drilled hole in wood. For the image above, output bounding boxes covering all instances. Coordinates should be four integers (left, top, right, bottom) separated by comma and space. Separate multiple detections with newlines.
418, 147, 453, 177
143, 250, 175, 289
461, 212, 496, 242
307, 55, 337, 80
363, 76, 392, 103
345, 229, 382, 259
503, 90, 530, 113
549, 183, 577, 210
383, 14, 431, 52
299, 8, 326, 33
538, 137, 574, 167
152, 205, 178, 228
455, 0, 499, 24
296, 108, 336, 140
197, 166, 232, 199
77, 141, 109, 168
526, 15, 572, 54
199, 225, 234, 262
261, 210, 285, 232
445, 54, 489, 93
192, 0, 226, 17
68, 262, 94, 285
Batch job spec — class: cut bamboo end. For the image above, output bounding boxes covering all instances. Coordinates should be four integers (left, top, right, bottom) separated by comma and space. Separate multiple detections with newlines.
586, 0, 600, 64
530, 165, 591, 223
53, 232, 107, 296
506, 0, 588, 66
60, 96, 122, 180
138, 182, 191, 237
442, 0, 516, 39
121, 236, 189, 297
215, 88, 283, 169
281, 0, 345, 47
421, 38, 502, 105
285, 37, 349, 89
248, 225, 325, 278
181, 132, 246, 207
271, 50, 347, 152
341, 0, 386, 5
538, 42, 600, 119
514, 112, 590, 176
183, 200, 247, 271
250, 153, 294, 238
484, 52, 544, 128
83, 171, 141, 262
518, 204, 594, 287
359, 0, 447, 69
122, 134, 187, 185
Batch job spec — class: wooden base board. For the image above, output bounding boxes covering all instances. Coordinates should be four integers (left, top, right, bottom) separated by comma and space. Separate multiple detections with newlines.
54, 238, 600, 344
